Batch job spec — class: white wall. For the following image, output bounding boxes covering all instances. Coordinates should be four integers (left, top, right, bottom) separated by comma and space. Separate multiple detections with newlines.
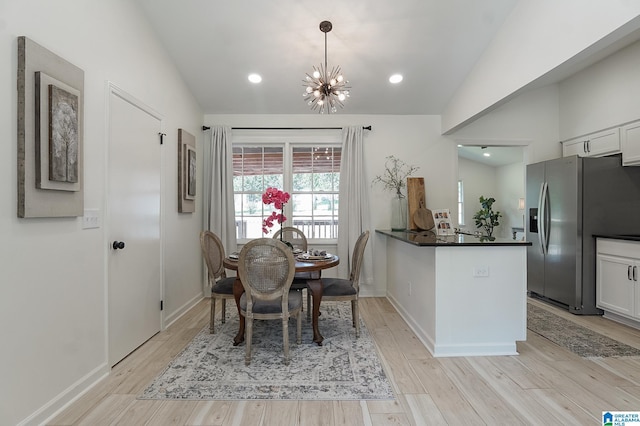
0, 1, 203, 425
442, 0, 640, 134
450, 84, 561, 164
458, 157, 498, 233
496, 162, 525, 239
204, 114, 456, 298
559, 39, 640, 140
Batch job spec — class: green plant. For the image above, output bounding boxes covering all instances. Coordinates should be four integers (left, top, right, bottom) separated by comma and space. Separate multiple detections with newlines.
473, 196, 502, 238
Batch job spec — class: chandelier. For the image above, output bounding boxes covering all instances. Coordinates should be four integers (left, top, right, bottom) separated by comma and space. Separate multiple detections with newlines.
303, 21, 350, 114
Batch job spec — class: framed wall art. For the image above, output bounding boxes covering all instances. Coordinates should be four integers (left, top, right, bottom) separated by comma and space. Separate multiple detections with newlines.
432, 208, 455, 236
178, 129, 196, 213
17, 36, 84, 218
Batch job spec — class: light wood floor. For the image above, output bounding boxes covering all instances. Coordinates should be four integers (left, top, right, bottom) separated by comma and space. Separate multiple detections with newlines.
49, 296, 640, 425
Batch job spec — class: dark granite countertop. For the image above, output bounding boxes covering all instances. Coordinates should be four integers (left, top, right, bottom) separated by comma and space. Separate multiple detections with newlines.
594, 234, 640, 242
376, 229, 532, 247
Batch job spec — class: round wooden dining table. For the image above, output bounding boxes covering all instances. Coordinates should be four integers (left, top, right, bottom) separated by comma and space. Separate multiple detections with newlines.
223, 254, 339, 346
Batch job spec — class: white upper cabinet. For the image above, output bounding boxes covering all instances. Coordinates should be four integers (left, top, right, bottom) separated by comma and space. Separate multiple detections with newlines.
621, 120, 640, 166
562, 128, 620, 158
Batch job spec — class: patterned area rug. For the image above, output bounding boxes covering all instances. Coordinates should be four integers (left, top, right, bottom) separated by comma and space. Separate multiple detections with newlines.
140, 302, 394, 400
527, 303, 640, 358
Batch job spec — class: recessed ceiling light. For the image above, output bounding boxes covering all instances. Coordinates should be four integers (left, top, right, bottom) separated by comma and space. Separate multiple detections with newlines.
248, 73, 262, 83
389, 74, 403, 84
483, 153, 491, 157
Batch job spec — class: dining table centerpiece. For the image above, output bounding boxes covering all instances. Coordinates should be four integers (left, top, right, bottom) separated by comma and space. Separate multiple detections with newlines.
261, 187, 293, 247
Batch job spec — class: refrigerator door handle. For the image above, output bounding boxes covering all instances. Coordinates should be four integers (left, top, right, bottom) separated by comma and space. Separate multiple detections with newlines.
537, 182, 548, 255
543, 182, 551, 253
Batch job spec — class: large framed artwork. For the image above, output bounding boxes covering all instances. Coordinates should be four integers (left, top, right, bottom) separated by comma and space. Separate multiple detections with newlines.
178, 129, 196, 213
17, 36, 84, 218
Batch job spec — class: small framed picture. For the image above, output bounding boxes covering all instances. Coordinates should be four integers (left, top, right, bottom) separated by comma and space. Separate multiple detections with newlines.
432, 209, 454, 235
178, 129, 195, 213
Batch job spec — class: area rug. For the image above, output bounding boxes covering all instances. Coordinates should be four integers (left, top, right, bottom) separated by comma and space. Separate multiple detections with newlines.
140, 302, 395, 400
527, 303, 640, 358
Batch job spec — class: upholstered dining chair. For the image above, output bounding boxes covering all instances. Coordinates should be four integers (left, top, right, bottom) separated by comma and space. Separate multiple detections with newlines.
273, 226, 317, 315
200, 230, 236, 334
316, 230, 369, 337
237, 238, 302, 366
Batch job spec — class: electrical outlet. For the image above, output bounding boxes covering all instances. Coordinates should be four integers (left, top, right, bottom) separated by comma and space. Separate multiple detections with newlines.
473, 266, 489, 277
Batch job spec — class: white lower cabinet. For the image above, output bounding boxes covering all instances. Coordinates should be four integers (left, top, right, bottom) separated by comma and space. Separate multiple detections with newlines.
597, 238, 640, 320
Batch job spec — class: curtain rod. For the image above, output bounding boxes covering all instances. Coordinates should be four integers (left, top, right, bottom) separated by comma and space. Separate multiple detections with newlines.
202, 125, 371, 131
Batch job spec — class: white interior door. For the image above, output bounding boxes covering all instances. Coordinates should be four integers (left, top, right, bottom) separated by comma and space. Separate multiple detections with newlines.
108, 86, 163, 366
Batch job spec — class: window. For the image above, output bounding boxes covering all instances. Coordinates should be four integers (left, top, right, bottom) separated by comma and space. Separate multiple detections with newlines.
457, 180, 464, 226
232, 131, 341, 242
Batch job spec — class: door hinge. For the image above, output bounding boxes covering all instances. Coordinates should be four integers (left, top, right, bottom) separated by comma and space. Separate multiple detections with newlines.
159, 132, 166, 145
160, 300, 164, 311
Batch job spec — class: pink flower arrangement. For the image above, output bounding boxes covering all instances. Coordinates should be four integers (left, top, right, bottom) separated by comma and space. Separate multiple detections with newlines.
261, 187, 290, 234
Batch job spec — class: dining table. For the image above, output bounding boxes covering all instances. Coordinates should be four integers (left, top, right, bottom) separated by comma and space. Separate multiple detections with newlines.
223, 253, 339, 346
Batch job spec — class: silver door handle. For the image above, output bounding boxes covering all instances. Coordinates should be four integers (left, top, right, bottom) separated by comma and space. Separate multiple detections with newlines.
634, 265, 638, 282
629, 265, 633, 281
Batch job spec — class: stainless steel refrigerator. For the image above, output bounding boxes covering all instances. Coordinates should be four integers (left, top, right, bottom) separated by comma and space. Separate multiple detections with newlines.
526, 154, 640, 314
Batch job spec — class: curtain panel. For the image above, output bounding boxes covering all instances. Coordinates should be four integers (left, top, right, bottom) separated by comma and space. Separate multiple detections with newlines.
203, 126, 237, 254
337, 126, 373, 285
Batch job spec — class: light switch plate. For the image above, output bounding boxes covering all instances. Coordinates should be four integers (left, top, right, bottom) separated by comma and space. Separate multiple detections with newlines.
82, 209, 100, 229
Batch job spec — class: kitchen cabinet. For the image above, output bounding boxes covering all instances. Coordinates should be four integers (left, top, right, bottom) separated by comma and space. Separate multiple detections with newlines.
621, 120, 640, 166
596, 238, 640, 321
562, 128, 620, 158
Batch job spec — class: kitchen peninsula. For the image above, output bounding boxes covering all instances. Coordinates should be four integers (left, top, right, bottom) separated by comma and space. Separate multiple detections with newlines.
377, 230, 531, 357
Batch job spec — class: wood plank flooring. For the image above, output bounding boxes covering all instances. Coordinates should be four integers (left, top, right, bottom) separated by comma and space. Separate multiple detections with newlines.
48, 297, 640, 425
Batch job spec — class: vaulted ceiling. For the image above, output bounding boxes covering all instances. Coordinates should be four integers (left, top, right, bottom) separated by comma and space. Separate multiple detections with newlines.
134, 0, 519, 115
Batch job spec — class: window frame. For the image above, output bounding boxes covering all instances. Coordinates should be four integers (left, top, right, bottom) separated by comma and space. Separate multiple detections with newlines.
232, 129, 342, 245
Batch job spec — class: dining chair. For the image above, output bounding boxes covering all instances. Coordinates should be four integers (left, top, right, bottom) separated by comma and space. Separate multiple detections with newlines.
273, 226, 318, 315
273, 226, 308, 251
315, 230, 369, 337
237, 238, 302, 365
200, 230, 236, 334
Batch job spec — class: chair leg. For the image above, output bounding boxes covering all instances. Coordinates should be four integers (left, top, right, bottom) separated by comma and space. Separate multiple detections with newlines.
245, 316, 253, 366
209, 297, 216, 334
353, 299, 360, 338
296, 311, 302, 344
283, 315, 290, 365
306, 290, 312, 320
221, 298, 226, 324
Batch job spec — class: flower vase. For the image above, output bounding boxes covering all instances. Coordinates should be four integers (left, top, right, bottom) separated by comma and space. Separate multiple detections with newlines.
390, 194, 408, 231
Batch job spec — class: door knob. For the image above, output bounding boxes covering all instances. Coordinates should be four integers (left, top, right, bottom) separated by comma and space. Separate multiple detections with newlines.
112, 241, 125, 250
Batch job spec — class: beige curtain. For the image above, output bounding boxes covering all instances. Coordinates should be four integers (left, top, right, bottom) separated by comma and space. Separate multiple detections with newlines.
337, 126, 373, 285
203, 126, 237, 254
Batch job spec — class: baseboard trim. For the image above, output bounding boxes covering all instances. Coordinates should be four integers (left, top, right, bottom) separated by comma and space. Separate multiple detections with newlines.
163, 292, 204, 329
20, 363, 109, 426
386, 293, 436, 355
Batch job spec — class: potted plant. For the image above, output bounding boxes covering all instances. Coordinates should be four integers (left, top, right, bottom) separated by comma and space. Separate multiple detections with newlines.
473, 196, 502, 238
372, 156, 419, 231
